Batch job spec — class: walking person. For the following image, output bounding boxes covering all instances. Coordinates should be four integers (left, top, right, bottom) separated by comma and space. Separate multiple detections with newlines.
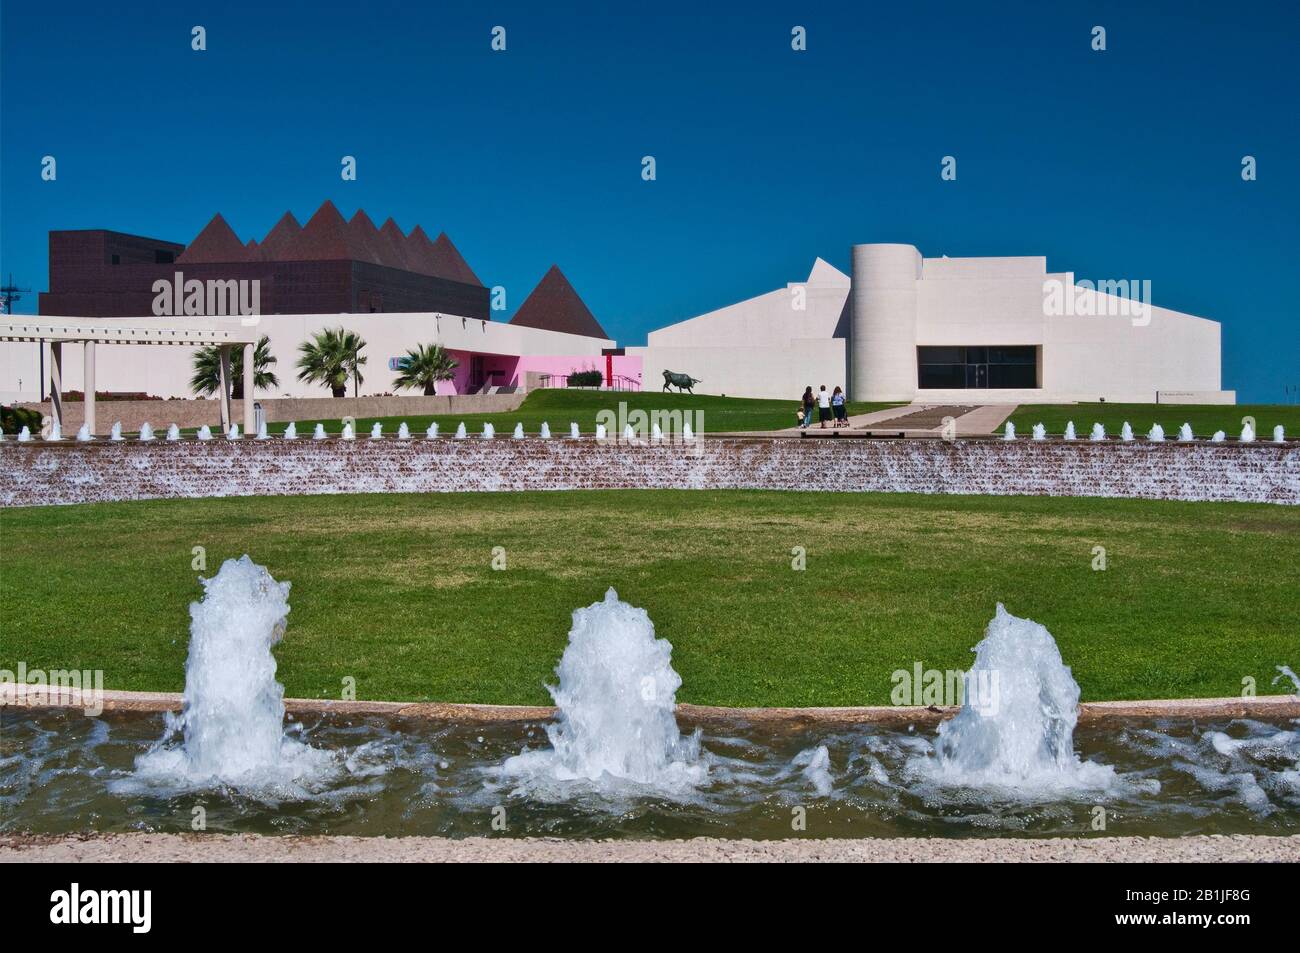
831, 385, 847, 427
800, 386, 815, 429
817, 384, 832, 429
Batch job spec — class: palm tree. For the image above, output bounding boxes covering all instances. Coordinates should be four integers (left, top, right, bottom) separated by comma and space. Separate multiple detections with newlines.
393, 343, 458, 395
296, 327, 366, 398
190, 336, 279, 399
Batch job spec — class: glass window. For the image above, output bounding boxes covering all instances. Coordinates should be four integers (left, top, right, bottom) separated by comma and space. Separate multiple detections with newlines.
918, 346, 1039, 389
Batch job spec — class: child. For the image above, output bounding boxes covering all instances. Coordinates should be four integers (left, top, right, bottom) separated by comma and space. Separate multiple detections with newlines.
800, 386, 815, 429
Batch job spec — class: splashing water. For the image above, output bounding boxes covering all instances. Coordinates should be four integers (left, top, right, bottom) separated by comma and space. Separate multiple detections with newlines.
513, 423, 525, 439
197, 425, 213, 441
255, 421, 269, 440
916, 604, 1126, 796
370, 422, 383, 439
76, 424, 92, 442
540, 422, 551, 439
1063, 421, 1076, 440
398, 422, 410, 439
1241, 422, 1255, 443
140, 422, 155, 441
426, 422, 439, 439
1274, 666, 1300, 694
18, 426, 31, 441
227, 424, 241, 440
1090, 423, 1105, 441
652, 423, 663, 441
570, 422, 580, 439
1147, 423, 1165, 442
1003, 421, 1015, 441
494, 588, 706, 800
455, 422, 466, 439
1031, 423, 1045, 441
1212, 430, 1226, 442
595, 424, 607, 441
121, 557, 338, 797
1121, 422, 1134, 441
283, 422, 297, 440
110, 421, 123, 441
46, 422, 63, 441
683, 422, 694, 440
623, 424, 636, 442
1179, 423, 1194, 441
1275, 425, 1286, 443
167, 424, 180, 441
312, 423, 327, 440
482, 423, 495, 439
793, 745, 835, 797
341, 423, 355, 440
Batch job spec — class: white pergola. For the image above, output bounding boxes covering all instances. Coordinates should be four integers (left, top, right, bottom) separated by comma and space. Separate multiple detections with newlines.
0, 319, 261, 435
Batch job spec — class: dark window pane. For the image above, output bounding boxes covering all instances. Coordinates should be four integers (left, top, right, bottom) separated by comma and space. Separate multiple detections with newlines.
989, 363, 1038, 388
918, 346, 964, 365
919, 364, 966, 388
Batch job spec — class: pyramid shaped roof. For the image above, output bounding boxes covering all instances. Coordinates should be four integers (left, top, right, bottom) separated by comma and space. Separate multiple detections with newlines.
257, 211, 303, 260
509, 265, 608, 339
177, 213, 249, 263
429, 232, 482, 286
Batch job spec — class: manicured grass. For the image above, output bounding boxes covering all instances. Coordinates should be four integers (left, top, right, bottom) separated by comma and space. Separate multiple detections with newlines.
177, 390, 902, 437
1008, 403, 1300, 438
2, 491, 1296, 707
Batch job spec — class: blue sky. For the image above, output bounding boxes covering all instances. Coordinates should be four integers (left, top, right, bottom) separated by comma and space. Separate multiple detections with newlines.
2, 0, 1296, 401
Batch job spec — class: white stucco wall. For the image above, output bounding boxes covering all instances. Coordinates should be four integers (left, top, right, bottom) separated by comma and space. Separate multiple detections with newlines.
853, 246, 1230, 403
0, 312, 613, 402
629, 259, 850, 400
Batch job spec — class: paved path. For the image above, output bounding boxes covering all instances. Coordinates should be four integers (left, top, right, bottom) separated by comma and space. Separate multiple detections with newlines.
2, 833, 1295, 863
832, 402, 1020, 436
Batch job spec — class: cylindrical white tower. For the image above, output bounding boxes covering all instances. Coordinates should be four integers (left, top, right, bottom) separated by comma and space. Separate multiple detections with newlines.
850, 243, 922, 401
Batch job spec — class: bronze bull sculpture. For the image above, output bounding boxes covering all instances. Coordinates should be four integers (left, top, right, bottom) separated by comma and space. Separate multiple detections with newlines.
662, 370, 702, 394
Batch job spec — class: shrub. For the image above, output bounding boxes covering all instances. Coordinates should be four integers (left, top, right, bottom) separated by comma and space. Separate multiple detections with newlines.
566, 369, 604, 387
1, 404, 42, 434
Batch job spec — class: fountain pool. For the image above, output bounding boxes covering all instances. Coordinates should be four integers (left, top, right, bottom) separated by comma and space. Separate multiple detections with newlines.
2, 707, 1295, 838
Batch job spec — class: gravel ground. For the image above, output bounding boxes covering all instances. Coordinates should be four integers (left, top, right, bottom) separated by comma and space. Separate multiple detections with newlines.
2, 833, 1297, 863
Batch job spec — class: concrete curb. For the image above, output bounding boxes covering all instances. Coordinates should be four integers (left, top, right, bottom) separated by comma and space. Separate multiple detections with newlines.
7, 685, 1298, 725
2, 832, 1297, 863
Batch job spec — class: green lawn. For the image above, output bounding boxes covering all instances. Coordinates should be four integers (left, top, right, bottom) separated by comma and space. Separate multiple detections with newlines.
176, 390, 902, 437
2, 491, 1295, 707
1008, 403, 1299, 438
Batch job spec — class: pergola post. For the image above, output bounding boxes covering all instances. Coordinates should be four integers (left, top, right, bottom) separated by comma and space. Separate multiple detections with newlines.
83, 341, 97, 436
217, 345, 232, 432
242, 340, 256, 435
49, 342, 64, 435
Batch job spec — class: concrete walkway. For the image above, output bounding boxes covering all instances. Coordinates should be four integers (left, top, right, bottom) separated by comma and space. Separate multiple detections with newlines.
787, 402, 1019, 436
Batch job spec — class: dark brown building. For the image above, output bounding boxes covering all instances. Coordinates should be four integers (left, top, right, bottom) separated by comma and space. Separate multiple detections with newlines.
39, 201, 490, 319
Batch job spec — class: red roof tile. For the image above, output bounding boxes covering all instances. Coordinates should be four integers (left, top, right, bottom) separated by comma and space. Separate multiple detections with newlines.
509, 265, 608, 339
257, 211, 303, 260
178, 203, 483, 287
176, 213, 249, 263
430, 232, 482, 286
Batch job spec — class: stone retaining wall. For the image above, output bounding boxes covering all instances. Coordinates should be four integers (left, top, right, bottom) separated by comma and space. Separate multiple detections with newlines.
1, 438, 1296, 507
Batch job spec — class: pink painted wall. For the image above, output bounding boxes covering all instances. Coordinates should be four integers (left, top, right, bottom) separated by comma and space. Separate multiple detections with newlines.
433, 351, 643, 394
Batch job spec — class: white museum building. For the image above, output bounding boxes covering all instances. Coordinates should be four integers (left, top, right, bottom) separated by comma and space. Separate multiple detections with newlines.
627, 243, 1232, 403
